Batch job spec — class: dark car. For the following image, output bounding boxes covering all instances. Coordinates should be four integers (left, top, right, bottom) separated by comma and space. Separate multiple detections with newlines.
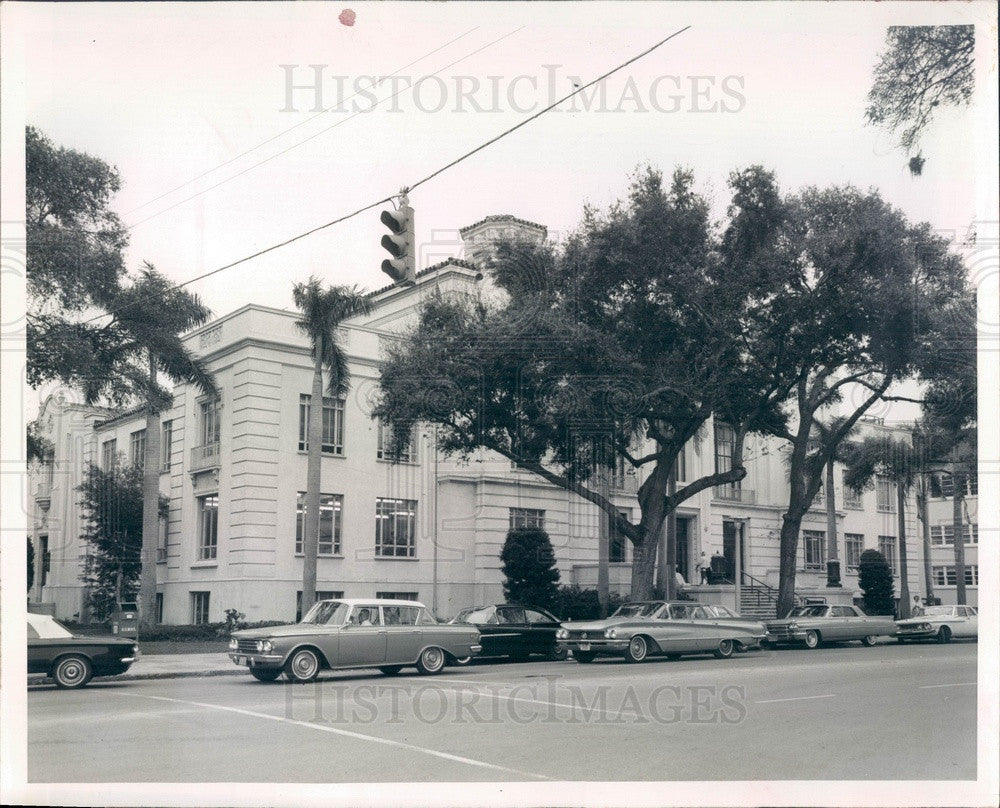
28, 613, 139, 688
449, 604, 567, 662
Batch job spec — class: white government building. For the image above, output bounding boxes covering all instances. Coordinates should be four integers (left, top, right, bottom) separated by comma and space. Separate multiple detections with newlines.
28, 216, 979, 624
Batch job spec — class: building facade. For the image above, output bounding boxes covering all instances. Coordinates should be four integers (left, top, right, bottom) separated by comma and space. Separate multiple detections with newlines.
29, 216, 964, 623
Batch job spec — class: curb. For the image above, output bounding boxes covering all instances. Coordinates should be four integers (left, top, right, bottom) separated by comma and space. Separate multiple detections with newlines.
28, 667, 247, 686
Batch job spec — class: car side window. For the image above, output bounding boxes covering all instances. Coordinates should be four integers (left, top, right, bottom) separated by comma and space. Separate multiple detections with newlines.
350, 607, 381, 626
499, 608, 526, 624
26, 622, 39, 639
524, 609, 552, 624
384, 606, 419, 625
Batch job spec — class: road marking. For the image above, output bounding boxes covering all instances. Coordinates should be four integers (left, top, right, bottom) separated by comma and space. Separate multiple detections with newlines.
120, 692, 551, 780
755, 694, 837, 704
919, 682, 976, 689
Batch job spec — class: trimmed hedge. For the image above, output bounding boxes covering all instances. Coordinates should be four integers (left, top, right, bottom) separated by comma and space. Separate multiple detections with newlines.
552, 585, 625, 621
61, 620, 286, 641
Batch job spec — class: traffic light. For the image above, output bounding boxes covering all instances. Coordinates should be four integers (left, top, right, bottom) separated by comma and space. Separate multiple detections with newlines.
379, 194, 415, 286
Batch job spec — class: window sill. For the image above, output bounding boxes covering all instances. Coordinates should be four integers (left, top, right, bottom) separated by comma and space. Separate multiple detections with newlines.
297, 450, 346, 458
373, 555, 419, 561
377, 456, 420, 466
191, 560, 218, 568
294, 553, 344, 559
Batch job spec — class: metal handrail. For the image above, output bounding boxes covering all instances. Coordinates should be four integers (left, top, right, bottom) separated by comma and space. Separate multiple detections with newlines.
740, 570, 780, 604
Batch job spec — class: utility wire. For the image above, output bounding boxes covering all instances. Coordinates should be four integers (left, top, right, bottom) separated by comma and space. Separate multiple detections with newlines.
123, 26, 481, 219
84, 25, 691, 324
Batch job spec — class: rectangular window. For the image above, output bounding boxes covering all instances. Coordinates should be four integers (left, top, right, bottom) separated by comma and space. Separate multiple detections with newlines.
377, 421, 417, 462
197, 494, 219, 561
509, 507, 545, 531
931, 524, 979, 546
842, 471, 863, 509
157, 515, 168, 563
802, 530, 825, 570
295, 590, 343, 621
295, 493, 343, 555
376, 591, 419, 601
674, 444, 687, 483
200, 399, 221, 447
845, 534, 864, 572
375, 497, 417, 558
155, 593, 164, 624
161, 420, 173, 471
931, 473, 977, 498
609, 508, 631, 563
298, 394, 345, 455
129, 429, 146, 469
190, 592, 210, 625
878, 536, 897, 575
714, 423, 739, 495
101, 439, 117, 471
932, 565, 979, 587
876, 476, 895, 512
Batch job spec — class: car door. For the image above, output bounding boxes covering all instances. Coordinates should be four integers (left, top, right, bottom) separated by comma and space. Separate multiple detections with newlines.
825, 606, 851, 640
338, 605, 387, 667
953, 606, 975, 638
496, 607, 527, 657
383, 605, 423, 663
523, 608, 559, 655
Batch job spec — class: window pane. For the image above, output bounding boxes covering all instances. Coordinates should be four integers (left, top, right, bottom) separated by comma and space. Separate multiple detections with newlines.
375, 498, 417, 557
295, 493, 343, 555
198, 495, 218, 560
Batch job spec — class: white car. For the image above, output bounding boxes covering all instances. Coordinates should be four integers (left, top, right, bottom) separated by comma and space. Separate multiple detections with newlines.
895, 604, 978, 644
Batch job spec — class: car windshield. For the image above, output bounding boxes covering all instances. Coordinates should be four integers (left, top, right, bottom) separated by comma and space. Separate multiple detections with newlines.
788, 606, 829, 618
301, 601, 350, 626
921, 606, 956, 617
612, 603, 662, 618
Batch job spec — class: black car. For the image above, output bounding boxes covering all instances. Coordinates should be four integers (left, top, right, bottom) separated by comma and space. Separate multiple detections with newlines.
28, 613, 139, 688
449, 604, 567, 662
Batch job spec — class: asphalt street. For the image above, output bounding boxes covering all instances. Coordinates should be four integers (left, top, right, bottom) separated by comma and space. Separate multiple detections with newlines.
28, 640, 977, 783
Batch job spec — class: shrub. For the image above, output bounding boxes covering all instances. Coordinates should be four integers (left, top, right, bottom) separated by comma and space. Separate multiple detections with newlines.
500, 528, 561, 611
552, 585, 625, 621
857, 549, 896, 615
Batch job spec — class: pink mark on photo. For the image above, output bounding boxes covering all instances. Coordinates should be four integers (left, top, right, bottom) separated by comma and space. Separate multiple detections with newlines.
339, 9, 356, 27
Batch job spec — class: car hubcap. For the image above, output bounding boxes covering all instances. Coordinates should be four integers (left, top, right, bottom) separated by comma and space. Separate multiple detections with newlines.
423, 648, 443, 670
630, 638, 646, 660
59, 660, 85, 684
292, 652, 318, 678
720, 640, 733, 656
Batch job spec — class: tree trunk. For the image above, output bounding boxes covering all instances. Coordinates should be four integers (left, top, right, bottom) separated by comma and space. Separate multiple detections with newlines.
139, 355, 162, 632
597, 459, 610, 617
301, 349, 324, 617
917, 475, 934, 602
951, 464, 967, 606
896, 482, 911, 619
776, 509, 805, 618
824, 459, 841, 587
664, 470, 677, 599
629, 533, 658, 600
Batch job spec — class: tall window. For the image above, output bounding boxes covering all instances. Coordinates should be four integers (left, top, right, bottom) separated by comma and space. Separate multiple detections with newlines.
298, 394, 345, 455
930, 473, 978, 498
377, 421, 417, 462
845, 533, 864, 572
101, 439, 117, 471
129, 429, 146, 468
375, 497, 417, 557
200, 399, 221, 446
161, 420, 173, 471
878, 536, 897, 575
295, 493, 343, 555
509, 507, 545, 531
802, 530, 825, 570
714, 423, 739, 495
842, 471, 863, 509
674, 444, 687, 482
157, 515, 168, 563
932, 565, 978, 587
930, 524, 978, 546
191, 592, 210, 625
155, 593, 164, 624
876, 476, 895, 512
609, 508, 631, 563
197, 494, 219, 560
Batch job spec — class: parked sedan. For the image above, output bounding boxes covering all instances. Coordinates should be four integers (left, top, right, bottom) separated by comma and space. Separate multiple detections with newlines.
228, 598, 482, 682
28, 613, 139, 688
896, 604, 978, 643
449, 604, 567, 662
557, 601, 766, 663
763, 604, 896, 648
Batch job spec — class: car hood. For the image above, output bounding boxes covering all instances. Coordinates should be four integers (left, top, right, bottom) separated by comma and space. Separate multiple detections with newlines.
233, 624, 336, 639
561, 616, 645, 631
896, 617, 947, 627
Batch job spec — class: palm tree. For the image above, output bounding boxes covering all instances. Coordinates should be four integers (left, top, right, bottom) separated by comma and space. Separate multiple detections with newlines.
843, 434, 920, 618
293, 278, 372, 615
811, 417, 859, 588
98, 266, 217, 630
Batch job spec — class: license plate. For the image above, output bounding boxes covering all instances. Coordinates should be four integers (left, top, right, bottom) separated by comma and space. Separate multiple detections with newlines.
578, 643, 591, 651
235, 656, 246, 665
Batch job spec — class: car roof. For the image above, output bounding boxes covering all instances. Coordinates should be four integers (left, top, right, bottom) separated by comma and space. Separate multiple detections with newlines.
27, 612, 58, 627
321, 598, 426, 609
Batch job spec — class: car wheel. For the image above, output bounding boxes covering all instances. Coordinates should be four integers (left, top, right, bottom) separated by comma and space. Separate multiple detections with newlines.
713, 639, 735, 659
416, 646, 446, 675
624, 635, 650, 663
803, 630, 820, 649
573, 650, 596, 663
250, 668, 282, 682
52, 655, 92, 689
379, 666, 403, 676
936, 625, 952, 644
547, 646, 569, 662
451, 656, 472, 667
861, 635, 878, 647
284, 648, 321, 683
